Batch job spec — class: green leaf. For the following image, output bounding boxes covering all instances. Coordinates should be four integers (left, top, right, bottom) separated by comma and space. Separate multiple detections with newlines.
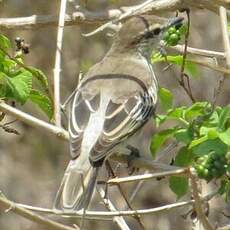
5, 70, 32, 104
151, 55, 198, 77
29, 89, 53, 120
169, 176, 188, 199
174, 128, 193, 144
150, 128, 177, 156
0, 34, 11, 49
218, 128, 230, 146
189, 136, 209, 149
155, 107, 188, 126
185, 102, 210, 121
28, 67, 49, 91
179, 24, 188, 35
218, 106, 230, 131
191, 138, 228, 156
174, 146, 193, 166
158, 87, 173, 112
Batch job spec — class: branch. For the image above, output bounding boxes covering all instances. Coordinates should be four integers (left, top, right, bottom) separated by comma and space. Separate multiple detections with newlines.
171, 45, 225, 59
97, 187, 131, 230
217, 224, 230, 230
0, 195, 77, 230
107, 168, 188, 185
0, 101, 69, 140
53, 0, 67, 127
0, 1, 229, 30
189, 168, 214, 230
219, 6, 230, 67
25, 192, 215, 218
183, 57, 230, 75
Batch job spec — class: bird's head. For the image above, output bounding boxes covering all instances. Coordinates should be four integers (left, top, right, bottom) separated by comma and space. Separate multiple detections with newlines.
112, 15, 184, 56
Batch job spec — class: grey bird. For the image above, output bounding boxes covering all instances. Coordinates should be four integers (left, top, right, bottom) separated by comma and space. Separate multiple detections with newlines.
54, 15, 183, 212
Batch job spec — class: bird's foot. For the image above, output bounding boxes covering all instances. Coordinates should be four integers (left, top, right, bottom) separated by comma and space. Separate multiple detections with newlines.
126, 145, 140, 175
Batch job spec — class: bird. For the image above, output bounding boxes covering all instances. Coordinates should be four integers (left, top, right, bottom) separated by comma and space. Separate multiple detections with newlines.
54, 15, 184, 212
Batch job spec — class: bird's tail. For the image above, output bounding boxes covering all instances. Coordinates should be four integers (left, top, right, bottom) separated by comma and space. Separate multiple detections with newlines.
53, 159, 99, 211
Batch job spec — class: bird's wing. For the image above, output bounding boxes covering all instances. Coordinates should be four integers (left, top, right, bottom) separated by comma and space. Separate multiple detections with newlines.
69, 90, 101, 159
69, 74, 157, 163
89, 90, 156, 163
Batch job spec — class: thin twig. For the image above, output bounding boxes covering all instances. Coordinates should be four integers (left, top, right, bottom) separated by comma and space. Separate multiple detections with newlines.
53, 0, 67, 127
179, 9, 195, 103
189, 168, 214, 230
172, 45, 225, 59
217, 224, 230, 230
215, 6, 230, 106
97, 187, 131, 230
108, 168, 188, 185
106, 161, 145, 230
13, 189, 217, 219
0, 195, 77, 230
51, 192, 217, 217
0, 101, 69, 140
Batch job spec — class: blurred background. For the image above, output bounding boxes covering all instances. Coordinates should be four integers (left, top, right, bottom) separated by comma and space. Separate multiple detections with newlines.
0, 0, 229, 229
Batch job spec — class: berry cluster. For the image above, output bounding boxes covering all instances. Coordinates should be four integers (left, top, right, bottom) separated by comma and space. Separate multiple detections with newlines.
194, 152, 228, 181
163, 27, 181, 46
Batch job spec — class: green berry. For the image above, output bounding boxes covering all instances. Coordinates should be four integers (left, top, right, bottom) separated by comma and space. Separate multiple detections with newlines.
163, 31, 170, 41
213, 161, 222, 169
203, 169, 209, 177
168, 27, 177, 35
168, 34, 180, 46
210, 168, 218, 177
207, 129, 218, 139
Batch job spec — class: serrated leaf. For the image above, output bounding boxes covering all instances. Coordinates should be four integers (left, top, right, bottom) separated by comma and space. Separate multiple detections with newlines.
150, 128, 177, 156
191, 138, 228, 156
29, 89, 53, 120
169, 176, 188, 199
5, 70, 32, 104
218, 106, 230, 131
218, 128, 230, 146
0, 34, 11, 49
174, 146, 193, 166
158, 87, 173, 112
28, 67, 49, 91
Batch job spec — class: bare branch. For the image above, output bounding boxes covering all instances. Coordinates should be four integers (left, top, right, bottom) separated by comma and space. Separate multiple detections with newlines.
182, 57, 230, 75
107, 168, 188, 185
220, 6, 230, 67
97, 187, 131, 230
0, 101, 69, 140
0, 1, 229, 30
0, 195, 77, 230
189, 168, 214, 230
217, 224, 230, 230
53, 0, 67, 127
171, 45, 225, 59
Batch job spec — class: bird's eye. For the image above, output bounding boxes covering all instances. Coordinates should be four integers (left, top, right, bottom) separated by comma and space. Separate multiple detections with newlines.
153, 27, 161, 35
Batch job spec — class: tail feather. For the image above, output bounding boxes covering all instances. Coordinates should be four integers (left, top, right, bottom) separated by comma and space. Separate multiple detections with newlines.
53, 159, 98, 211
